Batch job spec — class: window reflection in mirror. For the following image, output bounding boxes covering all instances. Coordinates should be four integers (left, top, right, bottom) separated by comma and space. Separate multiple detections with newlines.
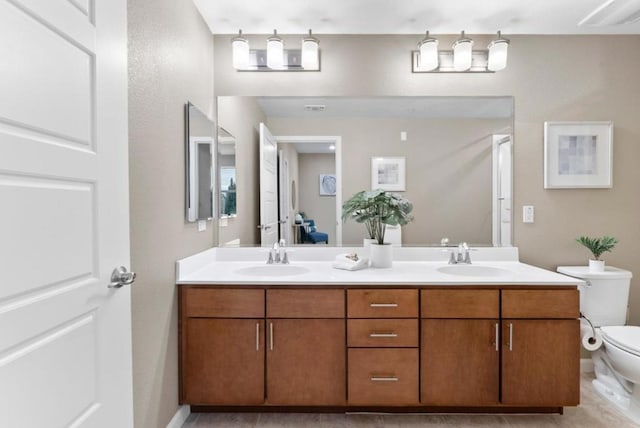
185, 102, 215, 222
218, 127, 237, 217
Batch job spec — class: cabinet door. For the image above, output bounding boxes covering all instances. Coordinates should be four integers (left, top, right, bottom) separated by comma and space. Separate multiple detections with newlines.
421, 319, 499, 405
267, 319, 346, 405
502, 320, 580, 406
182, 319, 264, 405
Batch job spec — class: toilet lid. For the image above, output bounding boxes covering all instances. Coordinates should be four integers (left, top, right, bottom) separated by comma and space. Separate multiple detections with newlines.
601, 326, 640, 356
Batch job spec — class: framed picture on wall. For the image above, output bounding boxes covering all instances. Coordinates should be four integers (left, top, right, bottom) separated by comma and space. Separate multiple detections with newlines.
371, 157, 406, 191
544, 121, 613, 189
319, 174, 337, 196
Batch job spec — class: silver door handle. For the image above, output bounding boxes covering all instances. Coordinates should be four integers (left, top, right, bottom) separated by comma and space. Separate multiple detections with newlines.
371, 376, 398, 382
269, 322, 274, 351
369, 332, 398, 338
369, 303, 398, 308
508, 323, 513, 352
256, 323, 260, 351
495, 323, 499, 352
108, 266, 136, 288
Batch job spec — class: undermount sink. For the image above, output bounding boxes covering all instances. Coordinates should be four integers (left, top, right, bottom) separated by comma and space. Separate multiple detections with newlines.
235, 265, 310, 277
437, 265, 511, 277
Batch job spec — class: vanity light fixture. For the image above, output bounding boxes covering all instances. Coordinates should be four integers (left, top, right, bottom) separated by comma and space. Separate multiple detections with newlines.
412, 30, 509, 73
487, 31, 509, 71
418, 31, 439, 71
301, 29, 320, 69
231, 29, 321, 71
231, 30, 250, 70
266, 30, 284, 69
453, 31, 473, 71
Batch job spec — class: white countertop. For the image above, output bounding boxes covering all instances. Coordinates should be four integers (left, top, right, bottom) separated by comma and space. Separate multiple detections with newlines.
176, 247, 582, 286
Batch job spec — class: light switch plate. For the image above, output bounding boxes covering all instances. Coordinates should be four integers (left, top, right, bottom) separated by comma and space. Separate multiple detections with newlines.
523, 205, 535, 223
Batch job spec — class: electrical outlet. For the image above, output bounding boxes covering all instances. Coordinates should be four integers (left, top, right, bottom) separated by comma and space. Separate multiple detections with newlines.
523, 205, 535, 223
198, 220, 207, 231
400, 131, 407, 141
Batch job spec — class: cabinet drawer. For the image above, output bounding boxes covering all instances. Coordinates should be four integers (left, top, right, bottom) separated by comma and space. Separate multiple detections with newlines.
502, 289, 579, 319
267, 289, 344, 318
182, 288, 264, 318
348, 348, 419, 405
421, 289, 499, 318
348, 319, 418, 347
348, 289, 418, 318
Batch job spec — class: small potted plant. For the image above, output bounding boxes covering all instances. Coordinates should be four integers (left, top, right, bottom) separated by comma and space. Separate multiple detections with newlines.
342, 189, 413, 268
576, 235, 618, 272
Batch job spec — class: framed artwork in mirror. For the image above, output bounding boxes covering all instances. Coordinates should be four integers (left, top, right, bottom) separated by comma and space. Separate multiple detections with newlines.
319, 174, 336, 196
544, 121, 613, 189
371, 156, 406, 191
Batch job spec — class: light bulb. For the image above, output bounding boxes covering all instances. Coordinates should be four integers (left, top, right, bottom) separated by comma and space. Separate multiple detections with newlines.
267, 30, 284, 69
301, 30, 319, 69
231, 30, 249, 70
453, 31, 473, 71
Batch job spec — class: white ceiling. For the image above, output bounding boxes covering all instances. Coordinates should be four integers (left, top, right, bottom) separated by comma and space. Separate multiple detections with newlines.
193, 0, 640, 35
257, 96, 514, 119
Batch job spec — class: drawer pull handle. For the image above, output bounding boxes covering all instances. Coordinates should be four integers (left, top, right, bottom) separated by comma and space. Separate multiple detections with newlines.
256, 323, 260, 351
371, 376, 399, 382
269, 322, 274, 351
495, 322, 499, 352
508, 322, 513, 352
370, 303, 398, 308
369, 332, 398, 338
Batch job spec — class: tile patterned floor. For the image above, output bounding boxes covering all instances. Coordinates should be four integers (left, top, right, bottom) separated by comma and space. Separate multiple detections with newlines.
182, 373, 640, 427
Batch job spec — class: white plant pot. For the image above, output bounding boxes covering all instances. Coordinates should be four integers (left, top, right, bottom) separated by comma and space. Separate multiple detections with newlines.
363, 238, 377, 248
370, 243, 393, 268
589, 259, 605, 272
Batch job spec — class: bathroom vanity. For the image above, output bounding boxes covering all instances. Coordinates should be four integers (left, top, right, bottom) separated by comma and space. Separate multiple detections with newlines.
176, 247, 581, 414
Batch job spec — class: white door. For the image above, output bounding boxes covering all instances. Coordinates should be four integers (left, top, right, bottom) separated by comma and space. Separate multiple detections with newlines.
259, 123, 279, 246
278, 152, 292, 244
0, 1, 133, 427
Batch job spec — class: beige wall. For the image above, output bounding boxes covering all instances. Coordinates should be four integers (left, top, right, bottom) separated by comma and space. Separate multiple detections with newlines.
214, 35, 640, 325
217, 96, 265, 246
128, 0, 215, 426
297, 153, 336, 244
268, 117, 510, 245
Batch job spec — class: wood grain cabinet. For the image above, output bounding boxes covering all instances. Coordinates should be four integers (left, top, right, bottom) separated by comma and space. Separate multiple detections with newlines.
347, 289, 419, 405
501, 290, 580, 406
179, 288, 265, 405
266, 289, 346, 405
179, 285, 580, 411
421, 290, 500, 406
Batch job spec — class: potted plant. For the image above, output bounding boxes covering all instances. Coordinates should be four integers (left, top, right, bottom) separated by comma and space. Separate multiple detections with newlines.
342, 189, 413, 268
576, 235, 618, 272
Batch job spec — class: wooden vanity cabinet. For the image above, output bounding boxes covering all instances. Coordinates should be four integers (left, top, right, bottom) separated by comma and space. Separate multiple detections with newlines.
179, 288, 265, 405
266, 289, 346, 405
347, 289, 419, 405
501, 289, 580, 406
420, 290, 500, 406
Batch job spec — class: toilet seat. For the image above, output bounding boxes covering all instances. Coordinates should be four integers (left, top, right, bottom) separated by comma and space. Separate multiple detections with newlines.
601, 326, 640, 357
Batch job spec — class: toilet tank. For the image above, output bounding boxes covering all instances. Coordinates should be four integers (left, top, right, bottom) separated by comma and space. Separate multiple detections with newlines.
557, 266, 632, 327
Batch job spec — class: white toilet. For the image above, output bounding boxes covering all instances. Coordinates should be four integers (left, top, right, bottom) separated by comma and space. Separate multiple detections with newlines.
557, 266, 639, 423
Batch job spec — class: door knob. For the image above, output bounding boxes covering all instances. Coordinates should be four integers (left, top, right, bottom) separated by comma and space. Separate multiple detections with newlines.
108, 266, 136, 289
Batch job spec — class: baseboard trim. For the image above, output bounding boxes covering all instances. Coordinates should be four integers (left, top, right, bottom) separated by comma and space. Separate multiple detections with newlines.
581, 358, 594, 373
166, 405, 190, 428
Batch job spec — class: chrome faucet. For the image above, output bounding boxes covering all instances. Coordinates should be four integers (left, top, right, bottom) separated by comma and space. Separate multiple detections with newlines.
267, 239, 289, 264
449, 242, 472, 264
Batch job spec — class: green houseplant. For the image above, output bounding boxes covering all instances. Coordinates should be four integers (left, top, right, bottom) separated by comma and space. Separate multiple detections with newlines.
342, 189, 413, 267
576, 235, 618, 272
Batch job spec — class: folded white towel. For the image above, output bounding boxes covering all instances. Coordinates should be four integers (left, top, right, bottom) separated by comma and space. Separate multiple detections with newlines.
332, 253, 369, 271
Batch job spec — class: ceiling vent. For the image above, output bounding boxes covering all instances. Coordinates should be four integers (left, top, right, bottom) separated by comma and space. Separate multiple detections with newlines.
579, 0, 640, 26
304, 104, 326, 112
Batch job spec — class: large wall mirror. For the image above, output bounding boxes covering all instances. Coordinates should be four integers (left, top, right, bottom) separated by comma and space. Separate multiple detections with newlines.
218, 127, 237, 217
185, 102, 215, 222
217, 96, 514, 247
